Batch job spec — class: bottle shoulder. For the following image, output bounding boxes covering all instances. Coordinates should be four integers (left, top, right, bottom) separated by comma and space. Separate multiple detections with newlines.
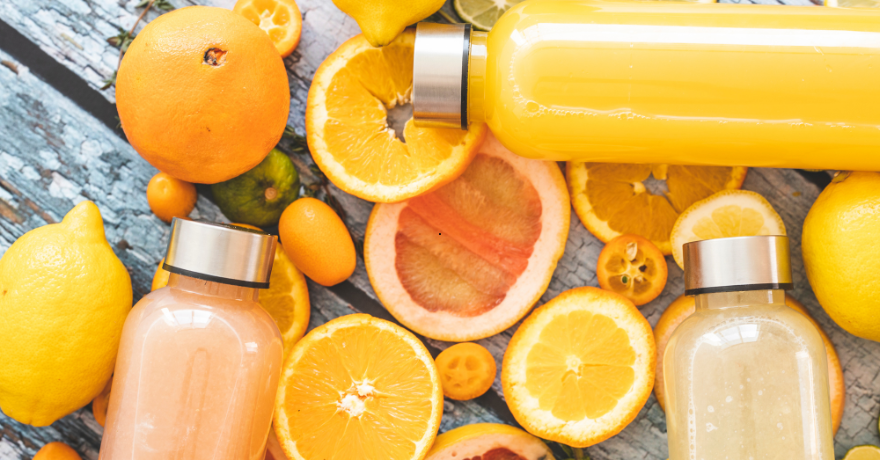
126, 286, 282, 342
667, 304, 825, 354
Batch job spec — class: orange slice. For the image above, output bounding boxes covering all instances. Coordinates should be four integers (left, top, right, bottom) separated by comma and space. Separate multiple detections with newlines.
274, 314, 443, 460
653, 294, 846, 434
502, 286, 656, 447
567, 163, 747, 255
365, 133, 570, 341
306, 30, 487, 203
597, 234, 668, 307
435, 343, 496, 401
425, 423, 554, 460
91, 378, 112, 427
670, 189, 785, 269
234, 0, 302, 57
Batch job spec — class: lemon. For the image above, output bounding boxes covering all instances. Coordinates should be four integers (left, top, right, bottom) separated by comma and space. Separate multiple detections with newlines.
332, 0, 444, 47
0, 201, 132, 426
844, 446, 880, 460
803, 171, 880, 342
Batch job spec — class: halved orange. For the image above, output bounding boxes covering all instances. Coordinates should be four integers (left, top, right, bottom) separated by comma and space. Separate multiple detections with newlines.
234, 0, 302, 57
567, 163, 747, 255
306, 30, 487, 203
274, 314, 443, 460
653, 294, 846, 434
502, 287, 656, 447
596, 234, 668, 307
365, 133, 570, 341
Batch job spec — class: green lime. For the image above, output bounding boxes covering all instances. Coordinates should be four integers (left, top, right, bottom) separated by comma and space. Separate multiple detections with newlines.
845, 446, 880, 460
212, 148, 299, 227
454, 0, 524, 31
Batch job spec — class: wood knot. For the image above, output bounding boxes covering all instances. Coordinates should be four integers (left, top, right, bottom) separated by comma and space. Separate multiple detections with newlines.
203, 48, 227, 66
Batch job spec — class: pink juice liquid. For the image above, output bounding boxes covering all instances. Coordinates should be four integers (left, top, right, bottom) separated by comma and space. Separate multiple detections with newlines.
99, 274, 283, 460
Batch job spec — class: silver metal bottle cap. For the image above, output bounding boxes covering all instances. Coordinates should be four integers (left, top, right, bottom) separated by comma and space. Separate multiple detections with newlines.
164, 219, 276, 289
413, 22, 470, 130
684, 235, 792, 296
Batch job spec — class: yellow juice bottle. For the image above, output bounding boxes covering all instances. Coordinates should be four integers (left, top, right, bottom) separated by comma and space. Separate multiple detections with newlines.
413, 0, 880, 170
664, 236, 834, 460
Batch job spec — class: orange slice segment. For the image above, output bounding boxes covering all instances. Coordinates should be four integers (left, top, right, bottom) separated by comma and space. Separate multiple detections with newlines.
567, 163, 747, 255
653, 294, 846, 434
234, 0, 302, 57
502, 287, 655, 448
365, 133, 570, 341
307, 30, 487, 203
274, 314, 443, 460
597, 234, 668, 307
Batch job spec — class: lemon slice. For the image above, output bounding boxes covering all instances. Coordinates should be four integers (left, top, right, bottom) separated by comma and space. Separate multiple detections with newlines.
844, 446, 880, 460
670, 190, 785, 269
454, 0, 524, 31
502, 286, 655, 447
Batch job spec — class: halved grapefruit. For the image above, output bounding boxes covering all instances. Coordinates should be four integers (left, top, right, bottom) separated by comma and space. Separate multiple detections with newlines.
365, 133, 570, 342
425, 423, 555, 460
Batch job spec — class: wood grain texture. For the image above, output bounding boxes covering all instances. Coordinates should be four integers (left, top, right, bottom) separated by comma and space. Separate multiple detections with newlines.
1, 0, 878, 458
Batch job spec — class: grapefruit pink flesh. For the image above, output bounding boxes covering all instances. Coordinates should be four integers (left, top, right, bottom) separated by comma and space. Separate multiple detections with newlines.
395, 153, 543, 317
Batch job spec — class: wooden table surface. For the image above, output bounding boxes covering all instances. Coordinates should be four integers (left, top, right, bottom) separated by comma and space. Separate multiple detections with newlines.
1, 0, 879, 458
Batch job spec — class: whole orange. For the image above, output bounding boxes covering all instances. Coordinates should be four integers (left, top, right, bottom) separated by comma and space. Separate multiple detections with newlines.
34, 442, 81, 460
116, 6, 290, 184
146, 173, 197, 223
278, 198, 356, 286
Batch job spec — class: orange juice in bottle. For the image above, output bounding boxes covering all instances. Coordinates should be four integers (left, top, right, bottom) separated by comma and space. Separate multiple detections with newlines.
414, 0, 880, 170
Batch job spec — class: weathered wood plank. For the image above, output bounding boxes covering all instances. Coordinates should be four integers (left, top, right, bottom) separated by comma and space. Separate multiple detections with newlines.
3, 0, 879, 458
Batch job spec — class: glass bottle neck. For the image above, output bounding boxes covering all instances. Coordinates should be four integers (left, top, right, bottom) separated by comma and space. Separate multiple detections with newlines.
467, 31, 488, 124
167, 273, 259, 301
694, 289, 785, 311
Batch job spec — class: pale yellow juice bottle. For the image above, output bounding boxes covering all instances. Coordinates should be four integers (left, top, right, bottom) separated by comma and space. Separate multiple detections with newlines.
99, 220, 283, 460
413, 0, 880, 170
664, 236, 834, 460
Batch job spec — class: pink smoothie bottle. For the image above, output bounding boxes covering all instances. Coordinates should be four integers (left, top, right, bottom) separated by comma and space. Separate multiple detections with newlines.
100, 219, 283, 460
